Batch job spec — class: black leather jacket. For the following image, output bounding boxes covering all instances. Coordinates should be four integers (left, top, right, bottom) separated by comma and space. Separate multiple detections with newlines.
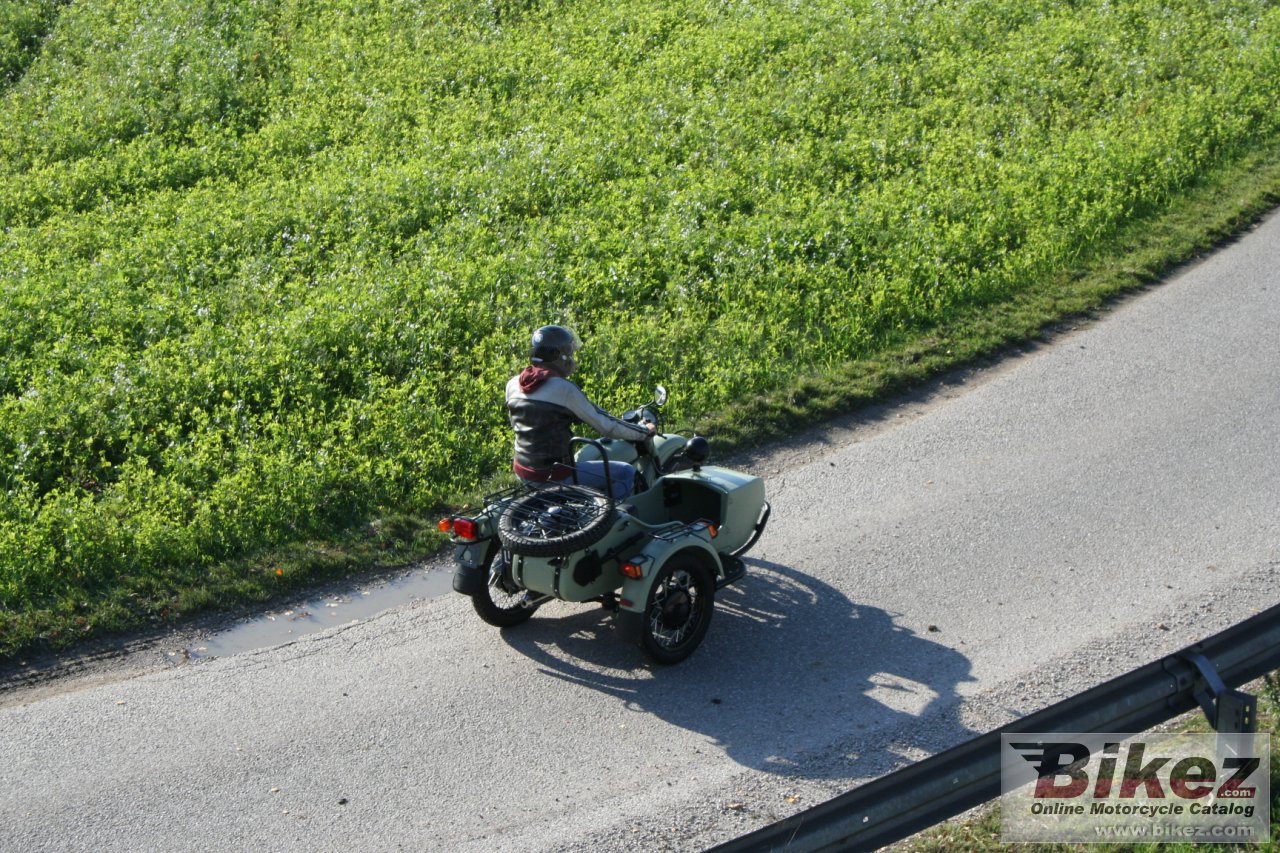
505, 368, 650, 471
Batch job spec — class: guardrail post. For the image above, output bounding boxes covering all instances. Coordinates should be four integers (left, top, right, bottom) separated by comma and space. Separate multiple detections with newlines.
1179, 650, 1257, 733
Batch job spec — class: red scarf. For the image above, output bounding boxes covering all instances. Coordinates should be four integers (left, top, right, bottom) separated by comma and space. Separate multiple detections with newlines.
518, 365, 557, 392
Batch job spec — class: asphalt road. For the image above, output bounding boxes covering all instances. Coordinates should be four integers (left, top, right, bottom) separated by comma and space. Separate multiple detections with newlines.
2, 211, 1278, 852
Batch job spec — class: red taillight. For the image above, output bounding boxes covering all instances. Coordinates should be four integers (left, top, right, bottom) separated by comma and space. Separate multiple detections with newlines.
452, 518, 478, 541
620, 562, 643, 579
438, 518, 454, 533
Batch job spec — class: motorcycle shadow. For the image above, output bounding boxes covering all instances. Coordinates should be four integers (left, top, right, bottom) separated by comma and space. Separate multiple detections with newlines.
497, 559, 977, 779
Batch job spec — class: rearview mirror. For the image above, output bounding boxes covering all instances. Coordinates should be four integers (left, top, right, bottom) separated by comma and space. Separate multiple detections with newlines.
655, 385, 668, 406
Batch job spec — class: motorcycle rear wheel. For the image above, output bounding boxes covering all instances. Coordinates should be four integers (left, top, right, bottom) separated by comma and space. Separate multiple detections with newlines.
473, 553, 535, 628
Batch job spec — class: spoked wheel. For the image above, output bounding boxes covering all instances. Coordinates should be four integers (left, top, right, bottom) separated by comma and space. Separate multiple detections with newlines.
640, 554, 714, 664
472, 552, 535, 628
497, 483, 614, 558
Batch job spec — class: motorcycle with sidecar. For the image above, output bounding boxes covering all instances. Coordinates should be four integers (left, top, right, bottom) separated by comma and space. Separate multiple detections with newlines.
442, 386, 770, 664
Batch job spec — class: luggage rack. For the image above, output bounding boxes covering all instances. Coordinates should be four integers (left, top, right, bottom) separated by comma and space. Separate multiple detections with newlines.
485, 479, 610, 507
650, 518, 717, 542
484, 483, 527, 506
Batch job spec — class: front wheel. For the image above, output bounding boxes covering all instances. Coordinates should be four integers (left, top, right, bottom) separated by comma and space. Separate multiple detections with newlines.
640, 554, 714, 664
472, 553, 535, 628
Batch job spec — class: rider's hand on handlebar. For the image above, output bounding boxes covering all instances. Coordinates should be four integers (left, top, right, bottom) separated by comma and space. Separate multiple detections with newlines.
642, 420, 657, 435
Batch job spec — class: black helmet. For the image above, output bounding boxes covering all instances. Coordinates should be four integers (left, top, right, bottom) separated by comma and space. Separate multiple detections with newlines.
530, 325, 582, 367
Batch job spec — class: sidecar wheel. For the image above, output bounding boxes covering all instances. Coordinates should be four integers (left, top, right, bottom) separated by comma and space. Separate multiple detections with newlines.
472, 554, 535, 628
497, 483, 614, 558
639, 554, 714, 665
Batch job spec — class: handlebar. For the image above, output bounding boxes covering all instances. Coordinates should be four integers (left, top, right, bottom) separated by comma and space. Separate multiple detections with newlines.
623, 397, 665, 438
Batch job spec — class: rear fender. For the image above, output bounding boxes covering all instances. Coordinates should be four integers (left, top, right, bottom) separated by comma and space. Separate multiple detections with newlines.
613, 536, 719, 644
451, 538, 499, 597
617, 535, 719, 614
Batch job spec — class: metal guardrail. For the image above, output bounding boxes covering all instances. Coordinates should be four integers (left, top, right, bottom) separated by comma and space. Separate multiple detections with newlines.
708, 602, 1280, 853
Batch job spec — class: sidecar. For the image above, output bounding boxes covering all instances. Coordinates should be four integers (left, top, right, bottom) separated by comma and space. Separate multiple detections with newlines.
445, 441, 769, 664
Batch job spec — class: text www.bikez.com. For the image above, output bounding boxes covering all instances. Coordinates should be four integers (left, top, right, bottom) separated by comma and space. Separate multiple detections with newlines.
1093, 823, 1259, 840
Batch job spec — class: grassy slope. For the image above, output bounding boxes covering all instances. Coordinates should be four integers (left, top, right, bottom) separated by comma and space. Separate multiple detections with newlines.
1, 0, 1279, 656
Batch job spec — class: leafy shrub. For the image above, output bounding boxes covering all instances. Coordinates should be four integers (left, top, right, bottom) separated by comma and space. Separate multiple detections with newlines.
0, 0, 63, 86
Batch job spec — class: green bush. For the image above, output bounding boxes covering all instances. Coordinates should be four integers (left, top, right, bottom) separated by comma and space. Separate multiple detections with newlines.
0, 0, 63, 86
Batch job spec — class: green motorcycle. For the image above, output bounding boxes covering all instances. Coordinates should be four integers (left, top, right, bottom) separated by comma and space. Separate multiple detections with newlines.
443, 387, 770, 664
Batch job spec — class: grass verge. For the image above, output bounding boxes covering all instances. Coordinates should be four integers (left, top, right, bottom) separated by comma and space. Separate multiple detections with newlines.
693, 141, 1280, 449
0, 516, 443, 660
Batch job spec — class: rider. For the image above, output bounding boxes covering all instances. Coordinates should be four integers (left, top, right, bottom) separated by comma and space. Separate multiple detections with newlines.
506, 325, 654, 499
